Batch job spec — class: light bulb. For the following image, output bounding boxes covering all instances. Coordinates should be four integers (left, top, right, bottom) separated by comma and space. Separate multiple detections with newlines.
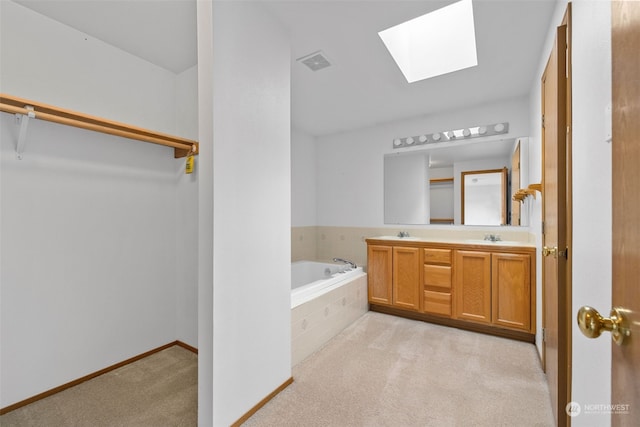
419, 135, 427, 143
463, 128, 471, 137
494, 123, 505, 132
393, 138, 402, 147
406, 137, 415, 145
432, 133, 441, 141
478, 126, 487, 135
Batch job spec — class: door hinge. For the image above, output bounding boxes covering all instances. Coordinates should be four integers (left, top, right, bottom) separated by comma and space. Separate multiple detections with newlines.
541, 114, 545, 128
541, 221, 545, 235
542, 328, 546, 342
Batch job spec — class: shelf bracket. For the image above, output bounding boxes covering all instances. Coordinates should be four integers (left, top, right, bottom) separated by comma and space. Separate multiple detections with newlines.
528, 183, 542, 194
512, 183, 543, 203
15, 106, 35, 160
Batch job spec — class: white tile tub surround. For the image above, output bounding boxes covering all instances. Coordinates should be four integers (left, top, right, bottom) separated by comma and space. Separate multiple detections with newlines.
291, 262, 368, 366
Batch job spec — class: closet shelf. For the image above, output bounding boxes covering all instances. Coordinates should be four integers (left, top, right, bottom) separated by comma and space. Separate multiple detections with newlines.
430, 177, 454, 184
0, 94, 198, 158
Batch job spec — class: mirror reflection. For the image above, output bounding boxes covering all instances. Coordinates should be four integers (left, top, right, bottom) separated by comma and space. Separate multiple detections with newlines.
461, 169, 507, 226
383, 138, 528, 226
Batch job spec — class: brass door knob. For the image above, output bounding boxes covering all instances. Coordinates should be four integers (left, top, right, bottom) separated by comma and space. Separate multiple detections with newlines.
542, 246, 567, 258
542, 246, 557, 257
577, 306, 630, 345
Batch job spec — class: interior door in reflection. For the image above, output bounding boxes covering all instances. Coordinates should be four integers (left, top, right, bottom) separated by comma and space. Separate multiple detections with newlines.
461, 168, 507, 225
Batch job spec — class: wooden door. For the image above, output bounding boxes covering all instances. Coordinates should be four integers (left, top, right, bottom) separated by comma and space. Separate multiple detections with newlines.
491, 253, 531, 331
454, 250, 491, 324
367, 245, 392, 305
511, 142, 521, 225
392, 246, 421, 311
611, 1, 640, 423
541, 22, 571, 426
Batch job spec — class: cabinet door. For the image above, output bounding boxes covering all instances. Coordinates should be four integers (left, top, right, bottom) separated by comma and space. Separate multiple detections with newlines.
392, 246, 421, 311
454, 250, 491, 323
492, 253, 531, 331
367, 245, 393, 305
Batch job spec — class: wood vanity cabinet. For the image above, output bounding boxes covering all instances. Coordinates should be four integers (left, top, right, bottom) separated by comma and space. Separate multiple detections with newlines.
366, 244, 421, 310
454, 250, 531, 332
491, 252, 531, 331
366, 238, 536, 342
367, 245, 393, 305
454, 250, 492, 323
392, 247, 421, 311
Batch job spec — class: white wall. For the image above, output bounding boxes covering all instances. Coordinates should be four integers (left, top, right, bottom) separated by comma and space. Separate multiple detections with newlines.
176, 65, 199, 141
0, 0, 198, 408
0, 0, 178, 136
529, 1, 612, 425
0, 114, 179, 407
209, 1, 291, 425
315, 97, 529, 227
291, 128, 317, 227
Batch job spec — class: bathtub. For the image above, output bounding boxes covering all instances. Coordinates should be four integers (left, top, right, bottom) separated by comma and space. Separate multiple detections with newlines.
291, 261, 368, 366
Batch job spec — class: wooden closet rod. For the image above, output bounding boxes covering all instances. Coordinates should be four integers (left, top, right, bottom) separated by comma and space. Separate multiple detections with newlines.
0, 94, 198, 158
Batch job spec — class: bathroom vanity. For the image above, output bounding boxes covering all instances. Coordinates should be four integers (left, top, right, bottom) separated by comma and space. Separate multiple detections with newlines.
366, 236, 536, 342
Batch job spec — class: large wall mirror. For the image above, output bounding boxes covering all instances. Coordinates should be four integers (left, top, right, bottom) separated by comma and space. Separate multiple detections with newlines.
384, 137, 529, 226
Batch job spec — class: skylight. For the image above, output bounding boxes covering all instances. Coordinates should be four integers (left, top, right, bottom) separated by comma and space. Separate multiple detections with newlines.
378, 0, 478, 83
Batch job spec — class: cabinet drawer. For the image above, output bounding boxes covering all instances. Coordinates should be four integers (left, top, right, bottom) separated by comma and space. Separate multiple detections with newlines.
424, 290, 451, 316
423, 264, 452, 290
423, 248, 452, 265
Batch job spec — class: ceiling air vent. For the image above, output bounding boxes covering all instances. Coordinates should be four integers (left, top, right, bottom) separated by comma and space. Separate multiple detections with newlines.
297, 50, 331, 71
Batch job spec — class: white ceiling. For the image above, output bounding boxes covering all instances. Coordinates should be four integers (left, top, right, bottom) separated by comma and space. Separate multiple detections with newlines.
266, 0, 557, 136
14, 0, 557, 139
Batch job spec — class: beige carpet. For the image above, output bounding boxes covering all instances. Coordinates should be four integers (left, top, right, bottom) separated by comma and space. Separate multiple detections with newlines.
2, 313, 554, 426
0, 345, 197, 427
245, 312, 554, 426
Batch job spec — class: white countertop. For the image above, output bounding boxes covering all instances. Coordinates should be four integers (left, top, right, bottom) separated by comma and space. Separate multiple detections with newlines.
367, 235, 536, 248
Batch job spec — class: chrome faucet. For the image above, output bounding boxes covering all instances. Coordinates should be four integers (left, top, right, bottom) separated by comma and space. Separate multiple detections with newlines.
333, 257, 357, 270
397, 231, 410, 238
484, 234, 501, 242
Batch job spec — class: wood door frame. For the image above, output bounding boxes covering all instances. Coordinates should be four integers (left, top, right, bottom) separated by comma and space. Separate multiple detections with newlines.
541, 4, 573, 426
563, 6, 573, 425
511, 141, 521, 226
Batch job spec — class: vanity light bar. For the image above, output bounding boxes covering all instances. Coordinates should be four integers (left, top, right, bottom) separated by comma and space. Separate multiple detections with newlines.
392, 122, 509, 149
